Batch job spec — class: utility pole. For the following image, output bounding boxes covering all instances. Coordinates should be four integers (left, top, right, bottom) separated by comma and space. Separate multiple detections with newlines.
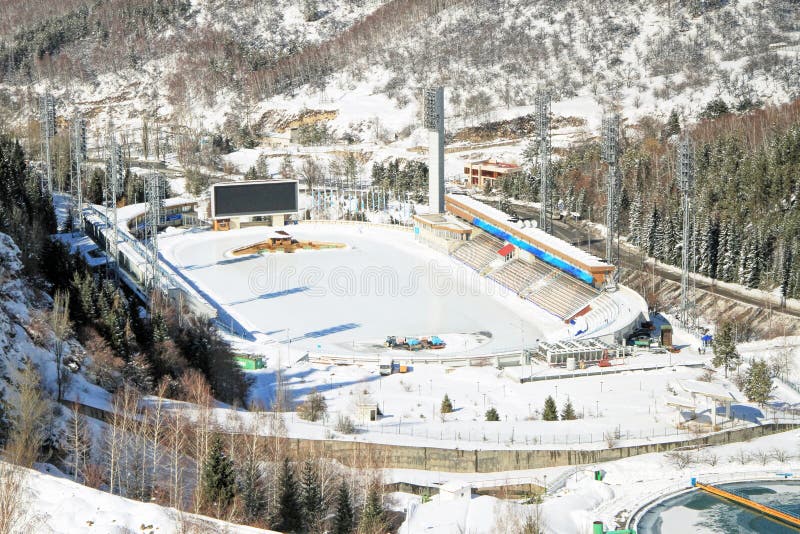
145, 169, 165, 292
70, 113, 87, 233
39, 93, 56, 194
678, 136, 696, 329
105, 123, 124, 283
602, 112, 621, 290
535, 89, 552, 233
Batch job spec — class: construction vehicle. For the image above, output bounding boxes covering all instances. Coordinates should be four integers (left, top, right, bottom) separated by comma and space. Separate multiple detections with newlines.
421, 335, 446, 349
385, 336, 424, 351
385, 336, 441, 351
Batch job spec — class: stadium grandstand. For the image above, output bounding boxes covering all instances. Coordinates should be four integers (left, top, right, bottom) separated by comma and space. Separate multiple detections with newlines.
414, 195, 646, 342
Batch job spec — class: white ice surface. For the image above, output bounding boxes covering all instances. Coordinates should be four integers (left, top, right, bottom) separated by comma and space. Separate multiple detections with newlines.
159, 224, 557, 356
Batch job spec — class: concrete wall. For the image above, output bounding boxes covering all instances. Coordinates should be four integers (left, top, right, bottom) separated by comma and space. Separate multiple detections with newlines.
259, 423, 800, 473
66, 400, 799, 474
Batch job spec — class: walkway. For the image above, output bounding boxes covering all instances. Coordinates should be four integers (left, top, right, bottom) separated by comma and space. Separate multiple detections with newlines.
695, 480, 800, 528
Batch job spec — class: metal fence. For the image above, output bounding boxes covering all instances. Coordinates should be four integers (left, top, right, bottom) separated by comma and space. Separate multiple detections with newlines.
308, 411, 755, 448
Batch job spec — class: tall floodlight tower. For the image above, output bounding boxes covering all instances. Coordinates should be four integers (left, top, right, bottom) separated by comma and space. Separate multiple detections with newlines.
602, 112, 621, 289
70, 114, 87, 232
144, 171, 165, 291
423, 87, 445, 213
105, 130, 124, 281
678, 136, 695, 328
39, 93, 56, 194
535, 89, 552, 233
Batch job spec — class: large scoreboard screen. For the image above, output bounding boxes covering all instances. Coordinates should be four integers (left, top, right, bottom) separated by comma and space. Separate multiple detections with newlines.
211, 180, 298, 218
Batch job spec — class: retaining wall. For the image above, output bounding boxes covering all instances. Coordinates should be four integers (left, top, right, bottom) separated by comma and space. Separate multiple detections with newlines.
66, 402, 799, 473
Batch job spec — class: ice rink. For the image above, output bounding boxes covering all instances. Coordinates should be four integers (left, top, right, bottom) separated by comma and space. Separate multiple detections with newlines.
160, 224, 560, 355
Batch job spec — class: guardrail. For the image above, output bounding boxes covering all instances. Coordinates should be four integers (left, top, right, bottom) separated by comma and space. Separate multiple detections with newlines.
519, 361, 707, 383
309, 348, 524, 367
298, 219, 414, 231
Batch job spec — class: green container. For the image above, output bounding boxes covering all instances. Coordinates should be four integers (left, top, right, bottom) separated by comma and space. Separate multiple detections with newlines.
235, 356, 265, 370
593, 521, 604, 534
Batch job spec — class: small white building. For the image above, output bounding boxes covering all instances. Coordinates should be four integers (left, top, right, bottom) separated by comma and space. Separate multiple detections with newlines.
355, 402, 379, 423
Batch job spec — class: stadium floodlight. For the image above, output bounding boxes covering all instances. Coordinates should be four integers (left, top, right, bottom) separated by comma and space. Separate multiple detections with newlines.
423, 87, 445, 214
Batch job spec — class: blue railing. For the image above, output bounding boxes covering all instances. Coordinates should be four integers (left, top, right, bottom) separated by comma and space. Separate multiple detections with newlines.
470, 216, 595, 285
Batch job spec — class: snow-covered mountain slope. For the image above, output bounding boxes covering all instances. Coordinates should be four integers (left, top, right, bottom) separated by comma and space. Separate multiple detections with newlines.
0, 228, 117, 411
2, 0, 798, 139
0, 232, 69, 403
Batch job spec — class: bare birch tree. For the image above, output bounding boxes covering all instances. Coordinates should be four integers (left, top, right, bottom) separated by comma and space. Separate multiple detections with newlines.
6, 365, 50, 468
64, 402, 90, 482
49, 290, 71, 402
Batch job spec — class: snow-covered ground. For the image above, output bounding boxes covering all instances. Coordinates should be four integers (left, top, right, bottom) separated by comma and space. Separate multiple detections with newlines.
151, 222, 792, 450
8, 462, 274, 534
240, 355, 745, 449
395, 428, 800, 534
158, 223, 558, 356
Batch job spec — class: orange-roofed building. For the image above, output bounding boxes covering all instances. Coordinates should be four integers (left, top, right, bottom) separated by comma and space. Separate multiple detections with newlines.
463, 159, 523, 190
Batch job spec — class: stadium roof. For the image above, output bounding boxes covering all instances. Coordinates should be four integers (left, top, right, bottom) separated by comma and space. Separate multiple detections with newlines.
446, 194, 609, 269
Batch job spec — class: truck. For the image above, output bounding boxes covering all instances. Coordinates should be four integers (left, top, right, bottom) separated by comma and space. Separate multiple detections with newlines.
378, 356, 393, 375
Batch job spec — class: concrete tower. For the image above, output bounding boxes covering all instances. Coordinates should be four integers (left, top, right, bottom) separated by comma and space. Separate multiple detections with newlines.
424, 87, 445, 213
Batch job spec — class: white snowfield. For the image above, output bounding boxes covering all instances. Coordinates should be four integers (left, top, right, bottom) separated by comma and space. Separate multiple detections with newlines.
159, 223, 558, 356
158, 220, 645, 356
395, 429, 800, 534
10, 462, 275, 534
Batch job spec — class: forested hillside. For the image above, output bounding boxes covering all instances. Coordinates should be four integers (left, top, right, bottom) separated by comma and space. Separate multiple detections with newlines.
1, 0, 798, 135
499, 100, 800, 299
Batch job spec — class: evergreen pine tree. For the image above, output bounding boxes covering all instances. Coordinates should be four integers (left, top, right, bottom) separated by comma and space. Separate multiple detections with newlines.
669, 210, 682, 266
718, 221, 736, 282
780, 241, 792, 298
712, 322, 740, 378
542, 396, 558, 421
239, 452, 266, 523
561, 399, 577, 420
485, 407, 500, 421
697, 215, 714, 276
151, 312, 169, 343
78, 271, 96, 321
655, 212, 669, 262
277, 457, 302, 532
303, 0, 319, 22
332, 482, 354, 534
359, 485, 384, 533
300, 459, 323, 530
521, 137, 538, 173
628, 192, 643, 247
663, 109, 681, 139
440, 394, 453, 414
122, 353, 154, 393
645, 206, 660, 257
201, 435, 236, 515
744, 359, 774, 404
